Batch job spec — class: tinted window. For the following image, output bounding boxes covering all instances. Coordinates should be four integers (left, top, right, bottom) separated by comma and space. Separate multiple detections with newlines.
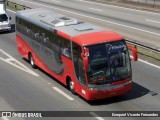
0, 14, 8, 22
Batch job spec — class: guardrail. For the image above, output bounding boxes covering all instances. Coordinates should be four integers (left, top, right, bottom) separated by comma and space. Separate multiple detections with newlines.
125, 0, 160, 8
6, 0, 160, 60
126, 39, 160, 61
7, 1, 31, 10
126, 39, 160, 53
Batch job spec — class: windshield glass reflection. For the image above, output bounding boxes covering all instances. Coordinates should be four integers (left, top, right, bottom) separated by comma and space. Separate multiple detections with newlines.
87, 40, 131, 85
0, 14, 8, 22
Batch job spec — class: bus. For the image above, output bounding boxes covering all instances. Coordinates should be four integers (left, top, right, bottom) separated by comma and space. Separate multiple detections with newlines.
16, 8, 137, 100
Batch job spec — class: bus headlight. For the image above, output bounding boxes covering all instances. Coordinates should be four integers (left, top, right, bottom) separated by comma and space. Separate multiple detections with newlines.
125, 80, 132, 86
89, 87, 98, 91
128, 80, 132, 84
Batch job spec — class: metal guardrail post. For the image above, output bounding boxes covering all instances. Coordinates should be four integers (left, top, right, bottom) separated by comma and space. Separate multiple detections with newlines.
7, 0, 31, 10
126, 39, 160, 53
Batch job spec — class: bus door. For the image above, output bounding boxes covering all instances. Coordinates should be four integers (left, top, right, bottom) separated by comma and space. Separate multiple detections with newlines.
72, 42, 86, 86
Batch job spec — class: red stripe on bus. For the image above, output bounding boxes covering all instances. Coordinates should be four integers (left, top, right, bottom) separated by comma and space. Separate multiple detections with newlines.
57, 30, 71, 40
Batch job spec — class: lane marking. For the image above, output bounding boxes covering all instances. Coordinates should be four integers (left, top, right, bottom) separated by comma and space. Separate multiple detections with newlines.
77, 0, 160, 16
89, 112, 104, 120
53, 87, 74, 100
138, 59, 160, 69
0, 49, 39, 77
51, 0, 61, 2
89, 7, 102, 12
130, 55, 160, 70
146, 19, 160, 24
25, 1, 160, 36
6, 9, 16, 13
2, 117, 10, 120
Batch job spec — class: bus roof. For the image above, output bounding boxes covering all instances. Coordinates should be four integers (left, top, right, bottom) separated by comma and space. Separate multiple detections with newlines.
16, 8, 123, 46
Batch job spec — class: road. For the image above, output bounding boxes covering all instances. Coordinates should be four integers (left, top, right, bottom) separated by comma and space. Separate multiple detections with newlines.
9, 0, 160, 50
0, 8, 160, 120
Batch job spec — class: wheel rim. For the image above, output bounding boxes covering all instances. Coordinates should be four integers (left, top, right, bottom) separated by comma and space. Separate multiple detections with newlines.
30, 55, 34, 66
70, 81, 74, 90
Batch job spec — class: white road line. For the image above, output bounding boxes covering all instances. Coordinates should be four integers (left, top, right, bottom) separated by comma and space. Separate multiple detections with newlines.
5, 57, 14, 62
89, 8, 102, 12
130, 55, 160, 70
77, 0, 160, 16
138, 59, 160, 69
6, 9, 16, 13
51, 0, 61, 2
89, 112, 104, 120
25, 1, 160, 36
0, 49, 39, 77
146, 19, 160, 24
53, 87, 74, 100
2, 117, 10, 120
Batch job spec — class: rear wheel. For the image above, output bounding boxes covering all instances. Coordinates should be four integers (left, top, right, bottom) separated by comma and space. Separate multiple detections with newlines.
29, 53, 36, 68
68, 79, 76, 94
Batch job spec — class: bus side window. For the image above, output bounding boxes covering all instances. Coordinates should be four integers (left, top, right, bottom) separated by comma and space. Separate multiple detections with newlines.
35, 32, 41, 43
44, 37, 50, 48
31, 30, 35, 40
39, 34, 44, 43
62, 42, 71, 58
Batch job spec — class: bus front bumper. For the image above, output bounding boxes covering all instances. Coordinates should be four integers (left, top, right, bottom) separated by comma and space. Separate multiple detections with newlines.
85, 83, 132, 101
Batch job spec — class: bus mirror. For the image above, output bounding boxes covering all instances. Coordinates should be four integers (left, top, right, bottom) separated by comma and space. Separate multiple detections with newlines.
81, 47, 89, 71
127, 45, 138, 61
83, 55, 89, 71
81, 53, 88, 71
83, 47, 89, 56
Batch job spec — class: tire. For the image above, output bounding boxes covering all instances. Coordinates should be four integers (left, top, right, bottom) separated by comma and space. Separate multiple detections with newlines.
29, 54, 36, 68
68, 79, 76, 94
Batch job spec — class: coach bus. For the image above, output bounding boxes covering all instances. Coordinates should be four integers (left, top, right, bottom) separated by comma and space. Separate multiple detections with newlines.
16, 8, 137, 100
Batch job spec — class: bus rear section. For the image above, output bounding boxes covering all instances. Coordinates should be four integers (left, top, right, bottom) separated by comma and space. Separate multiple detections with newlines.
15, 8, 137, 101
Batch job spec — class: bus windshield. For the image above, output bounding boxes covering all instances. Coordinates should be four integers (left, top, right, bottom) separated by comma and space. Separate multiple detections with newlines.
0, 14, 8, 22
87, 40, 131, 85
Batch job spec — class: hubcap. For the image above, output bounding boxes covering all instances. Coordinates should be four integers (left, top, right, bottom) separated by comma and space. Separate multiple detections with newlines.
30, 56, 34, 66
70, 81, 74, 90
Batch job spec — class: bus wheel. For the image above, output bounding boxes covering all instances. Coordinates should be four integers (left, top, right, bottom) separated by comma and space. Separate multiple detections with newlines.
29, 54, 36, 68
68, 79, 76, 94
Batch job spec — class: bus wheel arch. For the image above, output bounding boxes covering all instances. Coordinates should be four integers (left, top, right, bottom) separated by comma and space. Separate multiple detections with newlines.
28, 52, 36, 68
66, 76, 76, 94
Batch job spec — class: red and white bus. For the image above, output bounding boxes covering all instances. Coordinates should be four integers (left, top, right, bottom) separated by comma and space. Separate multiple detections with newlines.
16, 8, 137, 100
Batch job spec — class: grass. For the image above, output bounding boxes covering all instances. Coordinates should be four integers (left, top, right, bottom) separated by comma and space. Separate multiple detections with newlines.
7, 2, 26, 11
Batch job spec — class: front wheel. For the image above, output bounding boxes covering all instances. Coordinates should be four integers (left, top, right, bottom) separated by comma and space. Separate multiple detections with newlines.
29, 54, 36, 68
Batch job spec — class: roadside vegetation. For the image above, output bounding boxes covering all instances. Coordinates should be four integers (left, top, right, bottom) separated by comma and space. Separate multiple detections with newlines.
6, 1, 29, 11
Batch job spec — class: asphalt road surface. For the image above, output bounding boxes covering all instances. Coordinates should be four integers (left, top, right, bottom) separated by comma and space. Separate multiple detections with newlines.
0, 3, 160, 120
